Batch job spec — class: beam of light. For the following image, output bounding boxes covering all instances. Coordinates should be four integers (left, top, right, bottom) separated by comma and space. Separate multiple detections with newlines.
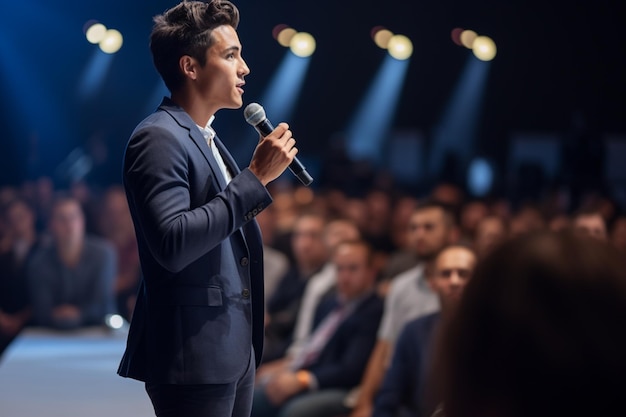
345, 54, 410, 163
77, 49, 115, 99
0, 31, 74, 176
260, 51, 312, 122
230, 50, 312, 171
467, 157, 494, 196
427, 53, 491, 178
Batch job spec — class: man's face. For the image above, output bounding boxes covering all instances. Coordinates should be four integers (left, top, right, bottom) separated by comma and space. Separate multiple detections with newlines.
334, 244, 374, 302
7, 202, 35, 238
50, 201, 85, 248
407, 208, 453, 261
291, 215, 327, 272
428, 247, 476, 311
194, 25, 250, 111
574, 214, 607, 241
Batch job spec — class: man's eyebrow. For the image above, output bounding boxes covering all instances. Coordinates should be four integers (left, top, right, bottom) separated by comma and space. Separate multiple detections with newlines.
222, 45, 240, 54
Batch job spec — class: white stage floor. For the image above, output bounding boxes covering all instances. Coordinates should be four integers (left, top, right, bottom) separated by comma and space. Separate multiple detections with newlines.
0, 328, 153, 417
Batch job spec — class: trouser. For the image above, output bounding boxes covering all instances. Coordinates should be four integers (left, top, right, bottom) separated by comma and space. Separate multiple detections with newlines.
145, 349, 256, 417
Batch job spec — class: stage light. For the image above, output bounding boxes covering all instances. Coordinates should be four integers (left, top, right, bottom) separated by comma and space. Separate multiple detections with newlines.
460, 29, 478, 48
105, 314, 126, 330
472, 35, 497, 61
451, 27, 464, 46
86, 22, 107, 44
272, 24, 289, 40
372, 27, 394, 49
99, 29, 123, 54
387, 34, 413, 60
468, 158, 494, 196
277, 27, 297, 47
289, 32, 316, 57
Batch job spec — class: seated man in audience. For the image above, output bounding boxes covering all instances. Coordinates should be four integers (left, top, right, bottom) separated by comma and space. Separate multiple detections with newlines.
252, 240, 384, 417
26, 195, 117, 329
350, 201, 459, 417
0, 198, 40, 357
373, 245, 477, 417
263, 212, 329, 362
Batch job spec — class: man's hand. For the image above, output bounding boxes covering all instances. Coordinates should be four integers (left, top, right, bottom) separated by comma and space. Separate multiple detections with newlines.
248, 123, 297, 186
264, 370, 303, 406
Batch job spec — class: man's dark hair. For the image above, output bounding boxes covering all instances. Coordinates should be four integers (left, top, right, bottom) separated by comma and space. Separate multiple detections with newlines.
150, 0, 240, 92
413, 199, 458, 228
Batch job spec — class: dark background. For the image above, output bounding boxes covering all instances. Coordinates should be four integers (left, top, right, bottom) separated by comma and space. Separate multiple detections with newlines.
0, 0, 624, 200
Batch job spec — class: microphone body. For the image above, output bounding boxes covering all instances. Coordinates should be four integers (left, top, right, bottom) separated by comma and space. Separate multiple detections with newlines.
244, 103, 313, 186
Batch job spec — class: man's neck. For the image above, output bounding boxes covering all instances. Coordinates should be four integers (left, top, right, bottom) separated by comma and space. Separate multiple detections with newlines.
170, 91, 216, 128
56, 241, 84, 268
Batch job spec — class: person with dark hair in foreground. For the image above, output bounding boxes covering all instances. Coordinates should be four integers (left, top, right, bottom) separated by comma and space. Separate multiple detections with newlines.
437, 231, 626, 417
117, 1, 298, 416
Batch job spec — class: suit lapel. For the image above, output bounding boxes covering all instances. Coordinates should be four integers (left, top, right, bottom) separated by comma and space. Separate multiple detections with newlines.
158, 98, 228, 190
213, 135, 241, 178
157, 98, 252, 251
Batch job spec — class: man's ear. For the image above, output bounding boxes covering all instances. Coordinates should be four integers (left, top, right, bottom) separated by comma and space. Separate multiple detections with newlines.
179, 55, 197, 81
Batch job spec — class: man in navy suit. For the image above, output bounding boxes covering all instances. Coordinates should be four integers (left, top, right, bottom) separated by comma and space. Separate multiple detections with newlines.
252, 239, 384, 417
117, 1, 298, 416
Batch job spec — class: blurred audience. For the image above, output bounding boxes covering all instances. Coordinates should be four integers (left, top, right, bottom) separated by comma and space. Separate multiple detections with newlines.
572, 208, 608, 240
0, 199, 40, 357
472, 215, 508, 260
263, 212, 329, 362
97, 186, 141, 321
26, 195, 117, 330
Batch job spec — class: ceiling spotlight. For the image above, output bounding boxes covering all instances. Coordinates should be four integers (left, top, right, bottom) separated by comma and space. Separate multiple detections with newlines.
472, 35, 497, 61
387, 34, 413, 60
99, 29, 123, 54
289, 32, 316, 57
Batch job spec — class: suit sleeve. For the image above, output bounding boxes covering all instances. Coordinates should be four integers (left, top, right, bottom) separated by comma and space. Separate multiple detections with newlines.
124, 125, 272, 273
308, 300, 383, 389
373, 321, 417, 417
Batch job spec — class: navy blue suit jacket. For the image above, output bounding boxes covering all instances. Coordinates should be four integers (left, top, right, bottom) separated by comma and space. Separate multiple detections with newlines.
373, 312, 440, 417
117, 98, 272, 384
303, 292, 384, 389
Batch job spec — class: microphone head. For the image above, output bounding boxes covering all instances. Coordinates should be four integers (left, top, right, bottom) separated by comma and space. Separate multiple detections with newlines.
244, 103, 266, 126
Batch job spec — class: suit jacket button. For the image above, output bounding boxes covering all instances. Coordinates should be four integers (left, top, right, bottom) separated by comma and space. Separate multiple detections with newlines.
242, 289, 250, 299
240, 257, 249, 266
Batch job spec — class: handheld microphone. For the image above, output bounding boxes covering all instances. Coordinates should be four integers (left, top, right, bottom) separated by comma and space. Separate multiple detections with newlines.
244, 103, 313, 186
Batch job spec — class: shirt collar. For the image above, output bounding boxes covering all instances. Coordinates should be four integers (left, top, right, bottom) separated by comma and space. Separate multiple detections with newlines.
196, 115, 216, 142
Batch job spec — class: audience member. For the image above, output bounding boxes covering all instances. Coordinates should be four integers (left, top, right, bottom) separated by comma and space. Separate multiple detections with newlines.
258, 217, 361, 380
381, 195, 420, 285
26, 195, 117, 329
263, 212, 328, 362
350, 201, 459, 417
472, 215, 508, 260
0, 199, 40, 357
98, 186, 142, 321
437, 231, 626, 417
458, 200, 488, 244
252, 240, 383, 417
255, 204, 290, 303
373, 245, 477, 417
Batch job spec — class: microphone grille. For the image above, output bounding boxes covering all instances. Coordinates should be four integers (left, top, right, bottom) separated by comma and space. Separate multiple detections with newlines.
244, 103, 266, 126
